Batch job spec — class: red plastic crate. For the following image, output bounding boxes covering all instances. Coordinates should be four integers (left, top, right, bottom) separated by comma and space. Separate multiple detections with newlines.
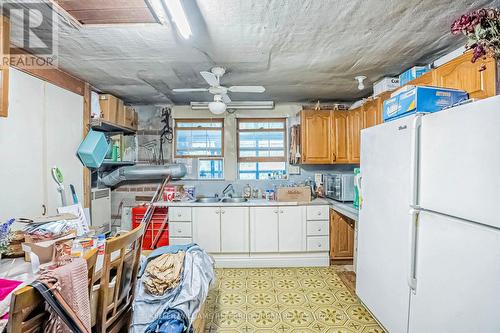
132, 206, 169, 250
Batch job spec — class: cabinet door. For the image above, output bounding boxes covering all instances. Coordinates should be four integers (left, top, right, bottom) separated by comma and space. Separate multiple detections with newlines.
361, 100, 379, 129
333, 112, 349, 163
250, 207, 279, 252
330, 210, 354, 259
347, 108, 362, 163
221, 207, 249, 253
278, 206, 305, 252
433, 53, 496, 100
300, 110, 333, 164
407, 71, 433, 86
0, 69, 46, 222
192, 207, 221, 253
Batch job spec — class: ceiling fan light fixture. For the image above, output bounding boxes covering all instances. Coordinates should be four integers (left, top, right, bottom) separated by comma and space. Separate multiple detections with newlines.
355, 75, 367, 90
163, 0, 192, 39
208, 96, 227, 114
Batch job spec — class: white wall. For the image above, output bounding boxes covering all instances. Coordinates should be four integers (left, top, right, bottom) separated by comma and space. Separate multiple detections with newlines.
172, 103, 302, 181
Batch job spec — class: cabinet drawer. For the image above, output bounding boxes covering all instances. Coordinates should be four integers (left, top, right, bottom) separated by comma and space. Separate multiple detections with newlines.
169, 222, 192, 237
307, 236, 329, 252
169, 207, 192, 221
306, 205, 329, 220
307, 220, 329, 236
169, 237, 192, 246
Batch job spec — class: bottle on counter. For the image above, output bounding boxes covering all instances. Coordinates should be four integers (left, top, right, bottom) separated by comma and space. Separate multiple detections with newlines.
243, 184, 252, 199
96, 234, 106, 255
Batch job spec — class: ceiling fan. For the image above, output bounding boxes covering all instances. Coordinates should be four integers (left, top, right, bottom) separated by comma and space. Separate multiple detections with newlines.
172, 67, 266, 114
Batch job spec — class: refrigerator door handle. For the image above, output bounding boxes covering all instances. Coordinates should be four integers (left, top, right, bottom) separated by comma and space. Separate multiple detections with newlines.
410, 115, 422, 208
408, 208, 419, 292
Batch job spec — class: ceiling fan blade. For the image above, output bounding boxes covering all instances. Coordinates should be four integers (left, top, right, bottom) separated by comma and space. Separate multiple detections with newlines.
221, 93, 232, 104
228, 86, 266, 93
200, 71, 219, 86
172, 88, 209, 93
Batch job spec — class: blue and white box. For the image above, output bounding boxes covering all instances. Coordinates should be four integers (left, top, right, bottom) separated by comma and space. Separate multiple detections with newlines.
383, 86, 468, 122
399, 66, 430, 86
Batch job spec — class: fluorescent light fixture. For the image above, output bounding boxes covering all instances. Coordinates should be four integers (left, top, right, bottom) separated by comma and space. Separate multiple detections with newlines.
191, 101, 275, 110
146, 0, 168, 24
164, 0, 192, 39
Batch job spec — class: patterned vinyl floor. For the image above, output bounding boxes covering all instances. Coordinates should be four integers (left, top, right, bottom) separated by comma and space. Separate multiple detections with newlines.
203, 267, 385, 333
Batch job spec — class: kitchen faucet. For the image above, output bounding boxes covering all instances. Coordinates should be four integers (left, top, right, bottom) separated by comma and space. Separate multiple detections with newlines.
222, 183, 235, 198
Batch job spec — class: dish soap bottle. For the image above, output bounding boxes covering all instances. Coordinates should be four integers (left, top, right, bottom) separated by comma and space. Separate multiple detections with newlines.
354, 168, 362, 209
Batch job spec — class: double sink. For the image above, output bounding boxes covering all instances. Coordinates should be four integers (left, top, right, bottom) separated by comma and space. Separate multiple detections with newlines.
195, 197, 249, 203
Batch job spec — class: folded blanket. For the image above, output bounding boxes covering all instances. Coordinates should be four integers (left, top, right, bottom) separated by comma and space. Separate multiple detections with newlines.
38, 258, 91, 333
144, 252, 185, 296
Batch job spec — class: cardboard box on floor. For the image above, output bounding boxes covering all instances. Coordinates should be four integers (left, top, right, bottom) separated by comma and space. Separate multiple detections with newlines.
276, 186, 312, 202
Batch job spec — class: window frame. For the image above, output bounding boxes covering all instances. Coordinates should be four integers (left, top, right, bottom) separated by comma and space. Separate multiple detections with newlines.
174, 118, 225, 158
237, 118, 287, 163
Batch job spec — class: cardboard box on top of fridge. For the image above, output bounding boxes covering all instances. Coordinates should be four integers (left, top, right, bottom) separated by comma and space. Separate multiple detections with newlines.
399, 66, 430, 86
383, 86, 468, 122
373, 77, 399, 96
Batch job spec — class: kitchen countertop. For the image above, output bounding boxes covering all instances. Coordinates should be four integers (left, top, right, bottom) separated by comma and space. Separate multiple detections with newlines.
325, 199, 359, 221
154, 197, 359, 221
154, 198, 330, 208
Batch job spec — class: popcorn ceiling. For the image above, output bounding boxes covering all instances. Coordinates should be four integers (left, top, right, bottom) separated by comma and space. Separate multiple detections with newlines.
10, 0, 500, 104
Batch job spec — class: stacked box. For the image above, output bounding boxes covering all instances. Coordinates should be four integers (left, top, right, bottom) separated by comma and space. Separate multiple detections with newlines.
399, 66, 430, 86
383, 86, 468, 122
373, 77, 399, 96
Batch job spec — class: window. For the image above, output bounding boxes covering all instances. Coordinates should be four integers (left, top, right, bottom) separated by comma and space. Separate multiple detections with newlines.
198, 158, 224, 179
174, 119, 224, 157
237, 118, 287, 179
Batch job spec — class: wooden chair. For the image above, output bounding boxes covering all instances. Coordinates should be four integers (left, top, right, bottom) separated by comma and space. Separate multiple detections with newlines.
7, 248, 98, 333
95, 225, 144, 333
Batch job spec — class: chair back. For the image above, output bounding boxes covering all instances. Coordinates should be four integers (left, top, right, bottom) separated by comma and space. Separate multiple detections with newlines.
95, 225, 144, 333
7, 248, 99, 333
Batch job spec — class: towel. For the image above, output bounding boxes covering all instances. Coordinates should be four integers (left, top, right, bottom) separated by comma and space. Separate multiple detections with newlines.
39, 258, 91, 333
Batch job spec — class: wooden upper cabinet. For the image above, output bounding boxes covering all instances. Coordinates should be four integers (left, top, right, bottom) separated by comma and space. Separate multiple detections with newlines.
332, 111, 349, 164
407, 71, 433, 86
361, 99, 381, 129
300, 110, 333, 164
330, 209, 354, 260
0, 15, 10, 118
433, 52, 497, 100
347, 107, 362, 163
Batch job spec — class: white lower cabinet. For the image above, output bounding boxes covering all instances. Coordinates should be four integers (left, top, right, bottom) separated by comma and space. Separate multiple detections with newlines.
192, 207, 221, 253
278, 206, 306, 252
221, 207, 249, 253
250, 207, 279, 252
192, 206, 249, 254
171, 203, 330, 267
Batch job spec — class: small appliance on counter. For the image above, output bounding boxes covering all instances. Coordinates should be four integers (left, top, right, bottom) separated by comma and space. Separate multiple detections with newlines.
323, 172, 355, 202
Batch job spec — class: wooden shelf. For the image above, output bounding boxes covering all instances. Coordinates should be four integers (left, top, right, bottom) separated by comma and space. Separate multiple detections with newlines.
90, 118, 136, 135
99, 160, 136, 171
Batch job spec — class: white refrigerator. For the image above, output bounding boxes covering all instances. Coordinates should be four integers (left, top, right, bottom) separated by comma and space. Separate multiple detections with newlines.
356, 95, 500, 333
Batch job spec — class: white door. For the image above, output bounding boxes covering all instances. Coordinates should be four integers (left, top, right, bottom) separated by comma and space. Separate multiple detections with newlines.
419, 96, 500, 228
221, 207, 249, 253
44, 82, 84, 214
0, 69, 45, 224
409, 211, 500, 333
192, 207, 221, 253
250, 207, 278, 253
278, 206, 306, 252
357, 116, 414, 333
